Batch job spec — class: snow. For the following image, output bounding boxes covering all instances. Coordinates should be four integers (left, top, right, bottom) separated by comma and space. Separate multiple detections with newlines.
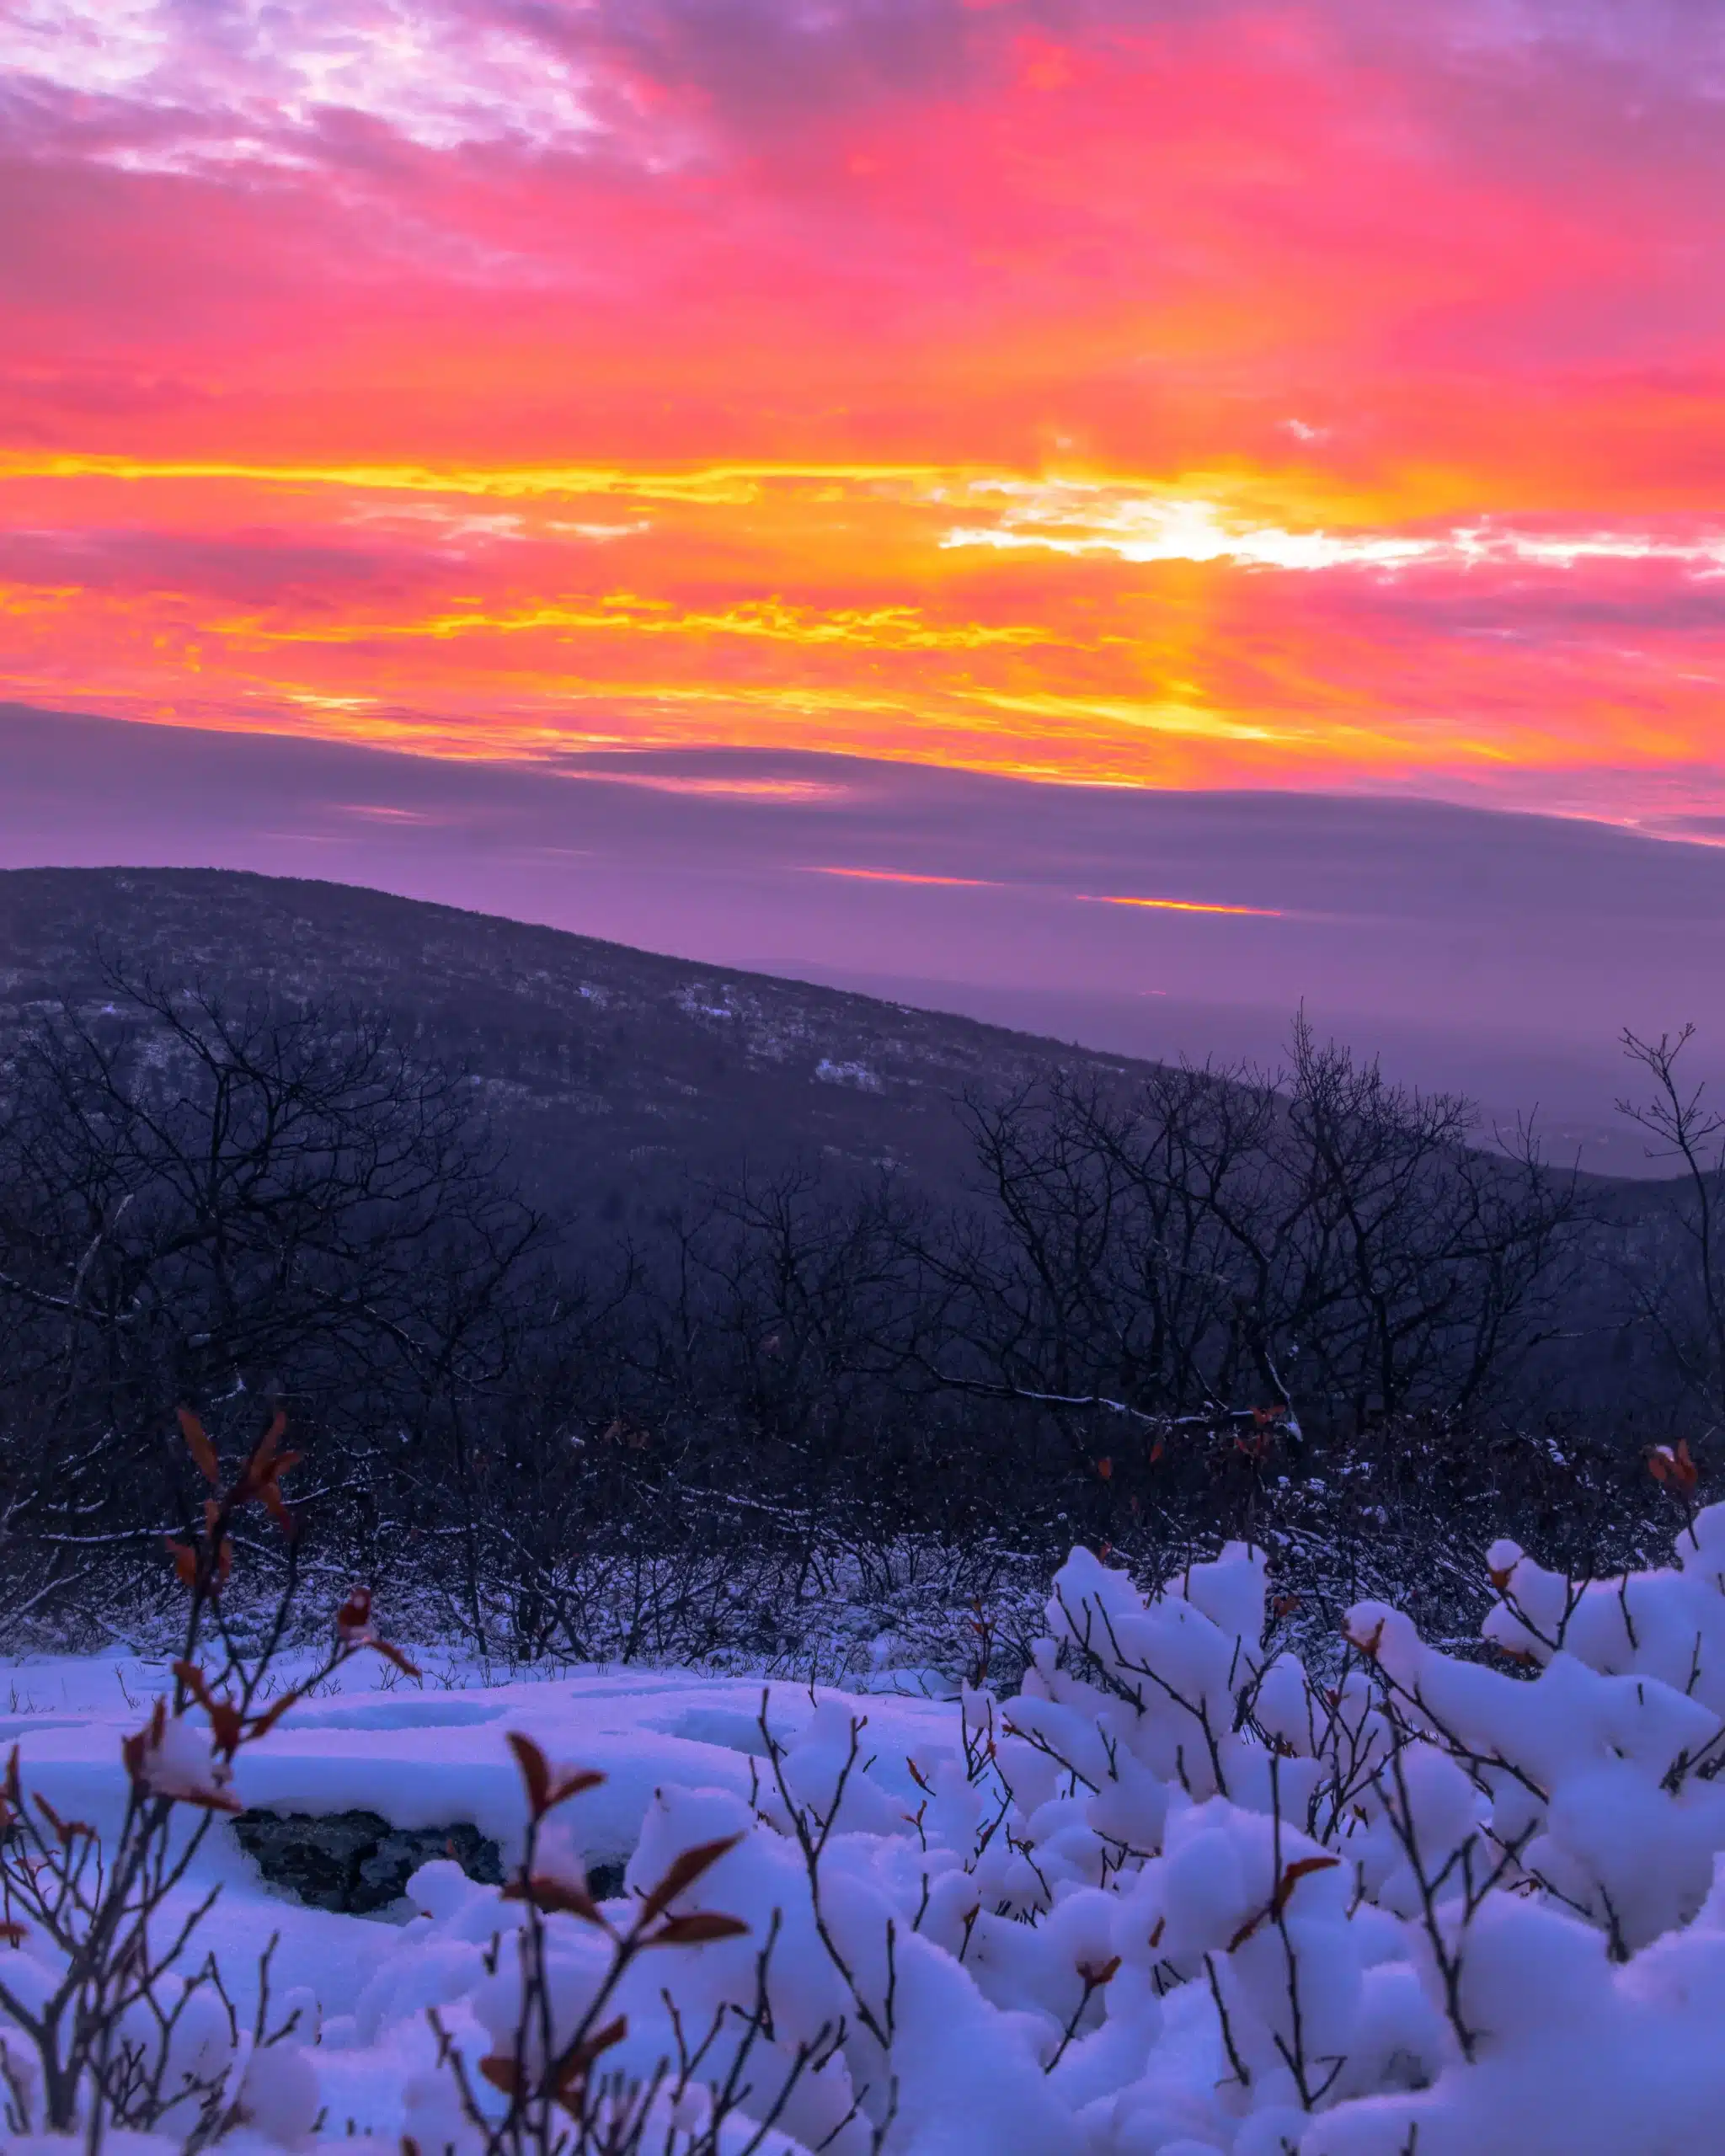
14, 1513, 1725, 2149
814, 1058, 884, 1091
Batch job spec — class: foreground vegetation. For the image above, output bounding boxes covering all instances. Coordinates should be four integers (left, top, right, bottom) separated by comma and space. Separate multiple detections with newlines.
3, 1410, 1725, 2153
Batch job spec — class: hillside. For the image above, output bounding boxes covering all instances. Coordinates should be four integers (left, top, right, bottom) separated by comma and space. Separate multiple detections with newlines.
0, 867, 1148, 1224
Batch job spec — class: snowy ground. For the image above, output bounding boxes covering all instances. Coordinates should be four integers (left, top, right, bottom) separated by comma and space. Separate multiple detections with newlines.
11, 1516, 1725, 2153
0, 1648, 956, 2145
0, 1646, 953, 1885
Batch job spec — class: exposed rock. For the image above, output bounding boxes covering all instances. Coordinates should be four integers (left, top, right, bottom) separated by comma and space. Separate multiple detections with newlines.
231, 1808, 504, 1915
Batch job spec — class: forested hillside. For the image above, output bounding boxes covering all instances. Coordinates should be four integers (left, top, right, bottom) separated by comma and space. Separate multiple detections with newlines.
0, 868, 1715, 1668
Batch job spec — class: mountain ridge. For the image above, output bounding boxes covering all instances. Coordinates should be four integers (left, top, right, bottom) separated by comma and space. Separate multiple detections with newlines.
0, 866, 1154, 1219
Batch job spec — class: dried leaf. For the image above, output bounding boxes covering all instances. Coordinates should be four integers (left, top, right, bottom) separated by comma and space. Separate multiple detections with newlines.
238, 1416, 299, 1528
249, 1689, 303, 1739
507, 1732, 552, 1817
0, 1921, 25, 1947
548, 1768, 605, 1806
178, 1406, 220, 1487
638, 1833, 743, 1923
1649, 1440, 1701, 1497
164, 1537, 199, 1590
502, 1873, 606, 1923
647, 1911, 750, 1947
371, 1638, 423, 1680
174, 1660, 216, 1712
177, 1785, 243, 1815
260, 1474, 299, 1531
120, 1716, 152, 1785
1076, 1954, 1122, 1987
478, 2055, 521, 2098
1271, 1855, 1340, 1919
1348, 1615, 1386, 1661
553, 2015, 628, 2089
209, 1704, 244, 1756
1226, 1857, 1342, 1953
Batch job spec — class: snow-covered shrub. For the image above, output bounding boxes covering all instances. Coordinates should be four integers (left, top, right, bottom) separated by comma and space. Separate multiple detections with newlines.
20, 1498, 1725, 2151
0, 1408, 417, 2146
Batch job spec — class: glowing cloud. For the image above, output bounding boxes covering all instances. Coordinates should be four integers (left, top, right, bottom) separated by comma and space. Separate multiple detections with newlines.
1079, 895, 1286, 919
809, 867, 998, 888
2, 0, 1723, 825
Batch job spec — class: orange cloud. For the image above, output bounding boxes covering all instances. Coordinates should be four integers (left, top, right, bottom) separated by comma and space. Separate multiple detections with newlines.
1078, 895, 1286, 919
1, 2, 1722, 825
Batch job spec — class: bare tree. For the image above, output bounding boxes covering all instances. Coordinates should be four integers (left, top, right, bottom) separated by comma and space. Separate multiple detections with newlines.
915, 1019, 1583, 1445
0, 968, 553, 1619
1616, 1025, 1725, 1426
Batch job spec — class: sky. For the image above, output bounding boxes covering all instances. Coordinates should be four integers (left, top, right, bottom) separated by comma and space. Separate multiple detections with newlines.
2, 0, 1724, 830
7, 704, 1725, 1171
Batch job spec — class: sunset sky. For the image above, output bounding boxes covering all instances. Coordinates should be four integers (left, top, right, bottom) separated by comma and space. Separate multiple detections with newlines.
3, 0, 1723, 831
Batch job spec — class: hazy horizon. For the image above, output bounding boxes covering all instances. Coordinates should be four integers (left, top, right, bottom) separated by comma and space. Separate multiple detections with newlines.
3, 702, 1719, 1175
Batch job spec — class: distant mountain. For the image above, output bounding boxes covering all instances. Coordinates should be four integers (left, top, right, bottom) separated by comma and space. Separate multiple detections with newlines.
0, 867, 1155, 1225
6, 713, 1724, 1182
0, 865, 1705, 1433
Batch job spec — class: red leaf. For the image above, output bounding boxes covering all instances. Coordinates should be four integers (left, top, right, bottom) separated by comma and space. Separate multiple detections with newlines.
647, 1911, 750, 1946
178, 1407, 220, 1487
554, 2015, 628, 2089
478, 2056, 521, 2097
502, 1873, 606, 1924
209, 1704, 244, 1757
1348, 1616, 1386, 1661
507, 1732, 552, 1817
638, 1833, 744, 1923
173, 1659, 216, 1712
1271, 1854, 1339, 1919
178, 1785, 243, 1815
248, 1686, 305, 1739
